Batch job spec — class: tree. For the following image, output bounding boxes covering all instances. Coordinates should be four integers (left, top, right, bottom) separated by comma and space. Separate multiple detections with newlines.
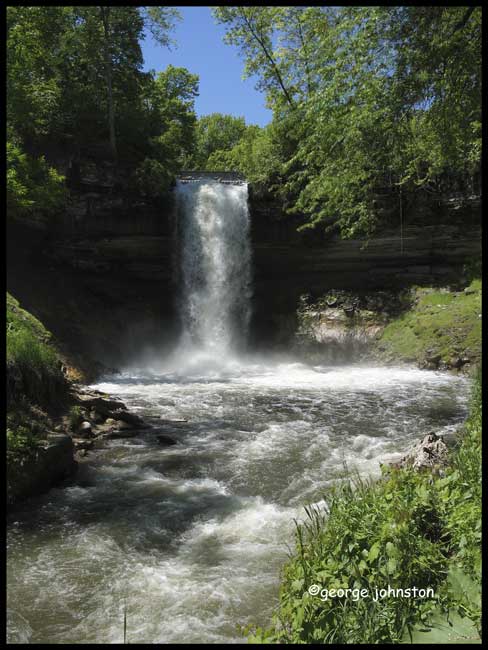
7, 5, 194, 212
132, 65, 199, 196
73, 6, 181, 160
6, 6, 73, 147
215, 6, 482, 237
7, 137, 66, 221
189, 113, 248, 169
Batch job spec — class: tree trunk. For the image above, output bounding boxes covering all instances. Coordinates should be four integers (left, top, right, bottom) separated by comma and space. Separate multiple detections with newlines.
100, 7, 117, 161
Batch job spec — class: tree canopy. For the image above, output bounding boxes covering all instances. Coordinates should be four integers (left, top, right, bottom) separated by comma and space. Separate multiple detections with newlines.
214, 6, 482, 237
6, 5, 197, 216
6, 6, 481, 236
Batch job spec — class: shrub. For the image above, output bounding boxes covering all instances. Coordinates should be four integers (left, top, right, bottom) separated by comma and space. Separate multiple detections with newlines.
250, 368, 481, 643
68, 405, 84, 431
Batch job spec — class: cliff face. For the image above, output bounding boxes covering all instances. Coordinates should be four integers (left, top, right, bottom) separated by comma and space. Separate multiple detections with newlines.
6, 178, 481, 376
7, 217, 179, 380
248, 189, 480, 346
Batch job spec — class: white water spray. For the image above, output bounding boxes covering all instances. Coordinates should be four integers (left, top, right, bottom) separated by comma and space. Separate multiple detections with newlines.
175, 180, 252, 359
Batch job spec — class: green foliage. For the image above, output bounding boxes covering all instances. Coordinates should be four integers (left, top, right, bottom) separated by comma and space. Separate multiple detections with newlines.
7, 401, 52, 454
7, 6, 191, 206
189, 113, 249, 170
7, 293, 67, 411
215, 7, 481, 237
141, 7, 181, 49
378, 282, 482, 366
68, 405, 84, 432
250, 369, 481, 643
7, 139, 66, 220
145, 66, 199, 169
6, 6, 72, 143
132, 158, 174, 199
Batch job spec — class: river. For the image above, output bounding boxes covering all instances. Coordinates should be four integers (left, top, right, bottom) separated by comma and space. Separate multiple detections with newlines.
7, 358, 469, 643
6, 179, 471, 643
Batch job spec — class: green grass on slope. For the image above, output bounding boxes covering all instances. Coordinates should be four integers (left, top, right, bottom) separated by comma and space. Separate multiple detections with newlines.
377, 280, 481, 365
248, 368, 481, 644
7, 292, 68, 452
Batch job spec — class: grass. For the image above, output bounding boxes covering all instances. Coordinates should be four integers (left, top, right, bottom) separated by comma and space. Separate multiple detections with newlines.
7, 292, 68, 451
248, 367, 481, 644
377, 279, 481, 366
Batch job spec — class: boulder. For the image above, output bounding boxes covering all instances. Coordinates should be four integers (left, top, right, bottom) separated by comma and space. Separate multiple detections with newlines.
426, 350, 441, 364
77, 395, 127, 416
111, 410, 146, 428
7, 434, 77, 508
89, 409, 105, 424
77, 421, 95, 438
397, 432, 449, 471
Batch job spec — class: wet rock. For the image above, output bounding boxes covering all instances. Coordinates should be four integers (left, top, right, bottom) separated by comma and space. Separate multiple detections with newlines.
423, 361, 439, 371
449, 356, 470, 369
117, 420, 135, 430
7, 434, 77, 508
77, 421, 95, 438
73, 438, 94, 451
101, 424, 139, 439
426, 350, 441, 364
156, 434, 177, 446
89, 409, 105, 424
77, 395, 127, 416
111, 410, 146, 428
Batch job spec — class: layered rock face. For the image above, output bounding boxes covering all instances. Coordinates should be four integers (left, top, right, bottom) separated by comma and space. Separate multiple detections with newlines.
6, 177, 480, 374
293, 290, 403, 363
249, 190, 480, 347
7, 218, 180, 379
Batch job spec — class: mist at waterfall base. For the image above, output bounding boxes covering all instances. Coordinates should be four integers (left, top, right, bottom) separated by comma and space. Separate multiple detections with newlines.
7, 181, 472, 644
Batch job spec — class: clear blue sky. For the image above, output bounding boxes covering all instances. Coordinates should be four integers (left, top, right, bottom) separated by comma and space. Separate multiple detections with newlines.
140, 6, 272, 127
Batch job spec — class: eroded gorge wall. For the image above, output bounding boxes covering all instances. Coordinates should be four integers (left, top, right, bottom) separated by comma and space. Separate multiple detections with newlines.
6, 178, 481, 377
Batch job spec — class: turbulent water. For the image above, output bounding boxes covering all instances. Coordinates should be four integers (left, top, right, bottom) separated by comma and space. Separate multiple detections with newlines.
7, 361, 470, 644
7, 181, 472, 643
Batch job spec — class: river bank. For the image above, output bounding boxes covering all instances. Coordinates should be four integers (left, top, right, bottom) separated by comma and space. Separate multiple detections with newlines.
250, 367, 481, 644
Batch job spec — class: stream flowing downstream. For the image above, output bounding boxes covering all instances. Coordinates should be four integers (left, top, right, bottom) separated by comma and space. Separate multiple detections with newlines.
6, 361, 470, 643
7, 180, 471, 643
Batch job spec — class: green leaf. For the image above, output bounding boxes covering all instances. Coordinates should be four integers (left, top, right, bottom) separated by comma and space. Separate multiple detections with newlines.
446, 567, 481, 611
368, 542, 380, 562
401, 608, 481, 644
385, 541, 399, 558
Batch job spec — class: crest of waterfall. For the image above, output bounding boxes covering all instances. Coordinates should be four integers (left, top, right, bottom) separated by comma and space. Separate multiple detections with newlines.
176, 180, 252, 360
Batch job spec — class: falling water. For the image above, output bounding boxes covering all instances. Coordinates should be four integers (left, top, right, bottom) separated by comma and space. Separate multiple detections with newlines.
6, 182, 473, 644
175, 180, 252, 358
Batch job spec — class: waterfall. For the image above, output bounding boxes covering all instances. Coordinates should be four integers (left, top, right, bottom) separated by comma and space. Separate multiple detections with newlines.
175, 179, 252, 359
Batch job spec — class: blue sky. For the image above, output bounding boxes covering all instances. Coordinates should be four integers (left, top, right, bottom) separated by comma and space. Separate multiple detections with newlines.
140, 6, 272, 127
